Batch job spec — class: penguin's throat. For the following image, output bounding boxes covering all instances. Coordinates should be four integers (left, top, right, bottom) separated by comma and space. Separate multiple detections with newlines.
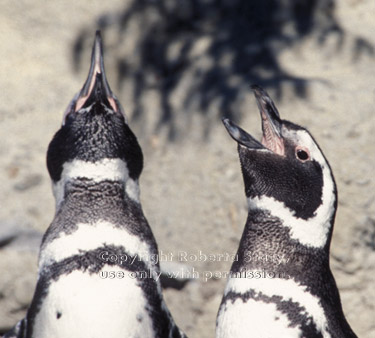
52, 158, 140, 210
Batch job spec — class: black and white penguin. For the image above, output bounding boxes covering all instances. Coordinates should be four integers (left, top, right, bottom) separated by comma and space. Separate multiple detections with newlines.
4, 31, 186, 338
216, 85, 357, 338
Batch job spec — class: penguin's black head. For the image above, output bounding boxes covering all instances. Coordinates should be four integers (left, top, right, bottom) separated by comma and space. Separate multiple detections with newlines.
223, 85, 337, 228
47, 31, 143, 183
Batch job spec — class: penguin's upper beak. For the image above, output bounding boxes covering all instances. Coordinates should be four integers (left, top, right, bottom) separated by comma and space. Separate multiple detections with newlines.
63, 31, 126, 124
222, 85, 285, 156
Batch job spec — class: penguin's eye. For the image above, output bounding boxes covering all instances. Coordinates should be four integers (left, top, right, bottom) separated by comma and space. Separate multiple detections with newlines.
296, 147, 310, 162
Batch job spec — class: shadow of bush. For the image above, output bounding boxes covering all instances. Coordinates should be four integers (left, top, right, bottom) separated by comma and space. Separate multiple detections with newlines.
72, 0, 373, 139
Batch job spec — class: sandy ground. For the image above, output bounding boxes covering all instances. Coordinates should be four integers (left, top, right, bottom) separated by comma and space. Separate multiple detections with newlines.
0, 1, 374, 337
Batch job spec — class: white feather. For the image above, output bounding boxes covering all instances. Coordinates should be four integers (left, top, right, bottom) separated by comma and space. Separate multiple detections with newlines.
216, 297, 302, 338
39, 220, 158, 277
223, 274, 330, 337
33, 268, 154, 338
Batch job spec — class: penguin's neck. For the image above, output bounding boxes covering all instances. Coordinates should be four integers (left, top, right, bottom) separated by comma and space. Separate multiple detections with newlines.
232, 208, 330, 275
52, 158, 140, 211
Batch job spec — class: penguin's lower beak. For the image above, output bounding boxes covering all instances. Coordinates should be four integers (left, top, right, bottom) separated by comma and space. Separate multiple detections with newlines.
222, 85, 285, 156
63, 31, 126, 125
222, 118, 266, 150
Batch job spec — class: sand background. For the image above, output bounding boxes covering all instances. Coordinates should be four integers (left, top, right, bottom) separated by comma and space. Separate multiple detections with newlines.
0, 1, 374, 337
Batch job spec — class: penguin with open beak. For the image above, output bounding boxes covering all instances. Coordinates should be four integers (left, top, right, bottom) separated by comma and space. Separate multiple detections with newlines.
4, 31, 186, 338
216, 85, 357, 338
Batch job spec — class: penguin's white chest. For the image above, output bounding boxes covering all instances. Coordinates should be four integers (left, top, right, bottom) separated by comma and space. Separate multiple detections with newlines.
33, 267, 154, 338
216, 298, 302, 338
216, 276, 331, 338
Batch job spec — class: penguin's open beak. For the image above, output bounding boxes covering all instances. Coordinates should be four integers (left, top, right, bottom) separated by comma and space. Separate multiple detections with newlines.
222, 85, 285, 156
63, 31, 126, 124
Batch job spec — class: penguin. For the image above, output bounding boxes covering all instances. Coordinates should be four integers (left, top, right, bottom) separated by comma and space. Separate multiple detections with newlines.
216, 85, 357, 338
4, 31, 186, 338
